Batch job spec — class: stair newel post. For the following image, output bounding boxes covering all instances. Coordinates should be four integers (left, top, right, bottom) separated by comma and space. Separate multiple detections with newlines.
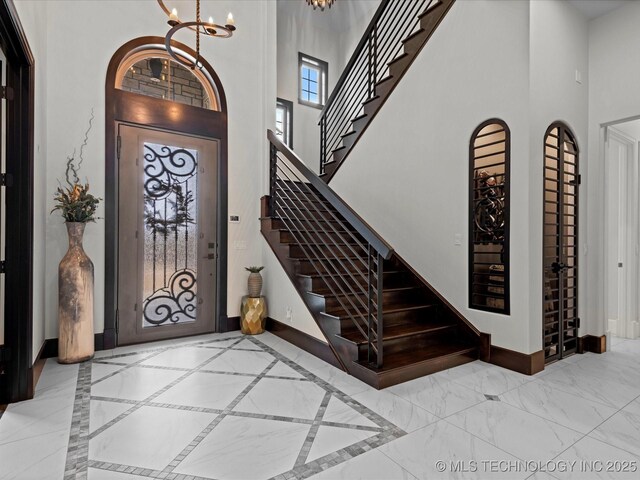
376, 251, 384, 368
269, 143, 278, 219
367, 244, 374, 365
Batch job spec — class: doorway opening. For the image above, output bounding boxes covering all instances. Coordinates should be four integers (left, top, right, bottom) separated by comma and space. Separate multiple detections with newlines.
543, 122, 580, 364
105, 37, 229, 348
604, 120, 640, 345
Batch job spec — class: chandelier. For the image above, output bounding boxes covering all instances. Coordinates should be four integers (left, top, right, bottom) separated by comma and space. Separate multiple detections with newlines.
306, 0, 336, 11
157, 0, 236, 70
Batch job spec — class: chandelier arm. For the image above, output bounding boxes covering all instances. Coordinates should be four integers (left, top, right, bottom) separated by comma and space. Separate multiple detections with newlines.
165, 21, 233, 69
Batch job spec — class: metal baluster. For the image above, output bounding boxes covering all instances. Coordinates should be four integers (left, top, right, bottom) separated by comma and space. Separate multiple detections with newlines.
269, 143, 277, 218
367, 245, 374, 364
320, 114, 327, 173
376, 251, 384, 368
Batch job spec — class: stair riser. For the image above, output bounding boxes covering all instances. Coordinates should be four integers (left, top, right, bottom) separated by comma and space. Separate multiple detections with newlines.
319, 270, 412, 293
355, 327, 458, 359
419, 1, 447, 32
323, 288, 422, 311
351, 115, 369, 132
375, 79, 395, 99
363, 96, 383, 117
332, 148, 348, 165
388, 55, 412, 79
273, 196, 336, 213
328, 305, 437, 325
289, 243, 367, 259
296, 259, 367, 276
341, 133, 358, 150
350, 348, 478, 390
279, 230, 364, 245
402, 29, 427, 55
269, 217, 357, 234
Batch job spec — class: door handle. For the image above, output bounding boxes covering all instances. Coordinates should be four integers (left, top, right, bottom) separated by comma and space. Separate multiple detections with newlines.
551, 262, 567, 274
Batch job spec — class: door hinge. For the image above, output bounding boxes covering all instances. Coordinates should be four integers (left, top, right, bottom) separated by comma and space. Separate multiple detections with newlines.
0, 261, 5, 274
0, 173, 13, 187
117, 135, 122, 160
1, 86, 14, 101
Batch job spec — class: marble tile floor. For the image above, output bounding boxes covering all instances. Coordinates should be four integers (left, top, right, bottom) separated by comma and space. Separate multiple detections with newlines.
0, 333, 639, 479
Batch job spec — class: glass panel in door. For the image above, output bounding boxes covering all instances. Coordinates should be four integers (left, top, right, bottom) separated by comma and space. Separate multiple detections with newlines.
142, 142, 199, 327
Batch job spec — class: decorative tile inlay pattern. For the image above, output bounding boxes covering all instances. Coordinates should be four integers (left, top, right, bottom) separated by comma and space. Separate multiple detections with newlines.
64, 334, 406, 479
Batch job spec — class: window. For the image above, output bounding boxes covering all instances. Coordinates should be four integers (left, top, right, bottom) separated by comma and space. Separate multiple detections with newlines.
115, 49, 220, 111
469, 119, 510, 314
276, 98, 293, 148
298, 53, 328, 108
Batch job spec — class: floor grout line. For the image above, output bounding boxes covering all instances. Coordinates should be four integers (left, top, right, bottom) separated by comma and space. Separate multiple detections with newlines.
88, 338, 244, 440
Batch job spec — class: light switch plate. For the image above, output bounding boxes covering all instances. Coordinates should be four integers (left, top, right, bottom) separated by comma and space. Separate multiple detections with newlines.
233, 240, 247, 250
454, 234, 462, 246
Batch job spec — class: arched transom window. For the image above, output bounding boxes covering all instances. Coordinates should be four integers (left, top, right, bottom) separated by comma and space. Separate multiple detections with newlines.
115, 47, 220, 111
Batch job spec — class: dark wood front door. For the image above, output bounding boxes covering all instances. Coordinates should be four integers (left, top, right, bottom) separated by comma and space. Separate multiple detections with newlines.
543, 123, 580, 363
117, 124, 219, 345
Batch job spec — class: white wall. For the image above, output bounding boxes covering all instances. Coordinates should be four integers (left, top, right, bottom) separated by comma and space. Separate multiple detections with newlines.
276, 0, 379, 172
587, 0, 640, 338
15, 0, 276, 343
528, 0, 588, 350
13, 0, 49, 361
330, 0, 535, 352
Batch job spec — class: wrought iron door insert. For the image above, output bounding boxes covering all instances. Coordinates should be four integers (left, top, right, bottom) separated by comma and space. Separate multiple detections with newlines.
543, 123, 579, 363
142, 142, 199, 327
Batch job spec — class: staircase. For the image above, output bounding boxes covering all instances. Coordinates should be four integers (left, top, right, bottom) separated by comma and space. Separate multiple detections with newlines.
319, 0, 455, 182
263, 131, 486, 389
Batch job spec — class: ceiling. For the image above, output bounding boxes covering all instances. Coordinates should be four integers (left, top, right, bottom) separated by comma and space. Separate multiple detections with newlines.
567, 0, 631, 19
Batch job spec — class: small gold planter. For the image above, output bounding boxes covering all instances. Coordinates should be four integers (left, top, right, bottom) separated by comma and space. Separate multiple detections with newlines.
240, 296, 267, 335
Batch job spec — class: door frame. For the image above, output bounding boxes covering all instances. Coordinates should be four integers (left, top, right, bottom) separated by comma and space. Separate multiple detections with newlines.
604, 126, 639, 339
0, 0, 35, 403
116, 124, 219, 345
104, 37, 229, 349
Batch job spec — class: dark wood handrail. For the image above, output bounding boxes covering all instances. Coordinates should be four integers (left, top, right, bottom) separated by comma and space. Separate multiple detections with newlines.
267, 129, 394, 260
319, 0, 391, 119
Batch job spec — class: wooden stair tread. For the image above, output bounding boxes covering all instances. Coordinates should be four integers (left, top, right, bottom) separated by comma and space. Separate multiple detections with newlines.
327, 302, 436, 318
387, 52, 409, 67
375, 76, 394, 88
340, 318, 456, 344
308, 285, 417, 298
402, 27, 427, 45
357, 342, 477, 373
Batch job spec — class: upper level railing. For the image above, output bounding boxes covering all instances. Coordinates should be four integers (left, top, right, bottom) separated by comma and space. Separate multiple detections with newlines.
268, 130, 393, 367
319, 0, 436, 173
